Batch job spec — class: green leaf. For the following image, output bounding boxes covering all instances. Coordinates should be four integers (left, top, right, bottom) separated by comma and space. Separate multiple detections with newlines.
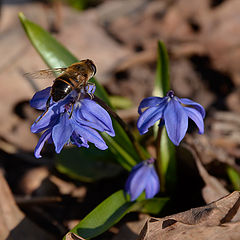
153, 41, 176, 192
159, 128, 176, 192
56, 147, 122, 182
131, 197, 169, 214
227, 166, 240, 190
67, 0, 88, 10
109, 95, 133, 109
153, 41, 170, 97
65, 190, 133, 239
19, 12, 141, 170
65, 190, 168, 239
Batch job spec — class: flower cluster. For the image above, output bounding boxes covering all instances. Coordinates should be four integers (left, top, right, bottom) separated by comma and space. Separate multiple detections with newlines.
124, 90, 206, 201
31, 82, 205, 203
125, 158, 160, 201
30, 86, 115, 158
137, 90, 205, 146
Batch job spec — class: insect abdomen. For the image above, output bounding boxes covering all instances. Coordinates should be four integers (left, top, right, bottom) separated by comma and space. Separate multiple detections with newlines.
51, 78, 73, 102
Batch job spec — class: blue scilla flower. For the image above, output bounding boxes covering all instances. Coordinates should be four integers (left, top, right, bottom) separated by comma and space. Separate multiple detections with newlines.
137, 90, 205, 146
125, 158, 160, 201
30, 86, 115, 158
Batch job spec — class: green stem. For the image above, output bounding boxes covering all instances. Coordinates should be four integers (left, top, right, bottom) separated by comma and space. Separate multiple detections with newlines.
155, 124, 165, 192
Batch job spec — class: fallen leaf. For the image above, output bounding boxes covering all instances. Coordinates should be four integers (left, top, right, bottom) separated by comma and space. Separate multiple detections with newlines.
0, 172, 54, 240
113, 214, 148, 240
183, 138, 229, 203
138, 191, 240, 240
65, 232, 86, 240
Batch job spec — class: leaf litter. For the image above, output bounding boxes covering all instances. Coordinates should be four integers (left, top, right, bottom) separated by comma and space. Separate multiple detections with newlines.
0, 0, 240, 239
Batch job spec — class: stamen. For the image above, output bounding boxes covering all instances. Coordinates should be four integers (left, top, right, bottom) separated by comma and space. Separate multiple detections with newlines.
167, 90, 175, 98
146, 158, 155, 165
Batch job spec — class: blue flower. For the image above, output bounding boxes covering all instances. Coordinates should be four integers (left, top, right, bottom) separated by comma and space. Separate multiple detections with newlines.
30, 86, 115, 158
137, 90, 205, 146
125, 158, 160, 201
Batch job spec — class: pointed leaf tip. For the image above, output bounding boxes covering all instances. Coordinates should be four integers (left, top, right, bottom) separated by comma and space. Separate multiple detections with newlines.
18, 12, 26, 22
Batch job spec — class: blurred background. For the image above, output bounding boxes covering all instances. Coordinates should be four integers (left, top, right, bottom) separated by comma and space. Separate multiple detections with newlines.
0, 0, 240, 239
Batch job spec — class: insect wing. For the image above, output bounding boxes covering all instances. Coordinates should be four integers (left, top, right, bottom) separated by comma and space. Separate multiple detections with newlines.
24, 68, 67, 80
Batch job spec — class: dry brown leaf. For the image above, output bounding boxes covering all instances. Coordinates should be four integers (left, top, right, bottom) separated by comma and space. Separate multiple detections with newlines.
199, 0, 240, 85
65, 232, 86, 240
187, 126, 240, 174
138, 191, 240, 240
0, 172, 53, 240
226, 88, 240, 113
210, 111, 240, 158
184, 139, 230, 203
19, 166, 49, 195
113, 214, 148, 240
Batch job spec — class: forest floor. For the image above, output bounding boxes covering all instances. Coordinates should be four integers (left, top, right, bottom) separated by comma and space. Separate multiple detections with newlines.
0, 0, 240, 239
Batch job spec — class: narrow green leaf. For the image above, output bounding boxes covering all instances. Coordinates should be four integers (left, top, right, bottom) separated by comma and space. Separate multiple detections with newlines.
102, 133, 138, 171
130, 197, 169, 214
153, 41, 176, 192
67, 0, 88, 10
153, 41, 170, 97
56, 147, 122, 182
159, 128, 176, 192
227, 166, 240, 190
65, 190, 168, 239
66, 190, 134, 239
109, 95, 133, 109
19, 13, 141, 170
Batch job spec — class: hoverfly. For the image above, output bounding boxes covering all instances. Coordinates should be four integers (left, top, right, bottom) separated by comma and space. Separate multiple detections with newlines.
26, 59, 96, 121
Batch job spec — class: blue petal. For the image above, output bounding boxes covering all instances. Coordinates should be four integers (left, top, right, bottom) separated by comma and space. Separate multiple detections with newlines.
138, 97, 165, 114
70, 131, 89, 148
47, 136, 53, 144
34, 129, 52, 158
30, 87, 51, 110
31, 107, 58, 133
74, 124, 108, 150
74, 112, 106, 133
81, 84, 96, 94
164, 99, 188, 146
51, 98, 71, 114
127, 164, 151, 201
184, 107, 204, 134
52, 113, 73, 153
137, 106, 164, 135
145, 166, 160, 199
179, 98, 205, 118
125, 162, 144, 194
76, 99, 115, 137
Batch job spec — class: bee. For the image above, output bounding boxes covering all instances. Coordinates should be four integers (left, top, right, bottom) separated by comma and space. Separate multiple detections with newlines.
26, 59, 96, 121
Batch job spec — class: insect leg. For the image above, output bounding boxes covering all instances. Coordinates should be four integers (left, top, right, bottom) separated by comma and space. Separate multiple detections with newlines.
46, 95, 51, 110
69, 102, 75, 119
86, 82, 95, 99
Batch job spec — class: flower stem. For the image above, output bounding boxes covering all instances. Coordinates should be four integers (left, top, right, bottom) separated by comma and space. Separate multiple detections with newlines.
93, 95, 147, 161
156, 124, 165, 192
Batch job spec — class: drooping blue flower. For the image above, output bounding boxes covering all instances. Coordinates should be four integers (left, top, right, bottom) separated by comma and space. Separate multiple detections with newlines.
30, 86, 115, 158
137, 90, 205, 146
125, 158, 160, 201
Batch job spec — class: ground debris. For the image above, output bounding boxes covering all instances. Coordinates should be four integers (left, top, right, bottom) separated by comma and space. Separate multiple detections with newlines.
0, 172, 54, 240
138, 191, 240, 240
